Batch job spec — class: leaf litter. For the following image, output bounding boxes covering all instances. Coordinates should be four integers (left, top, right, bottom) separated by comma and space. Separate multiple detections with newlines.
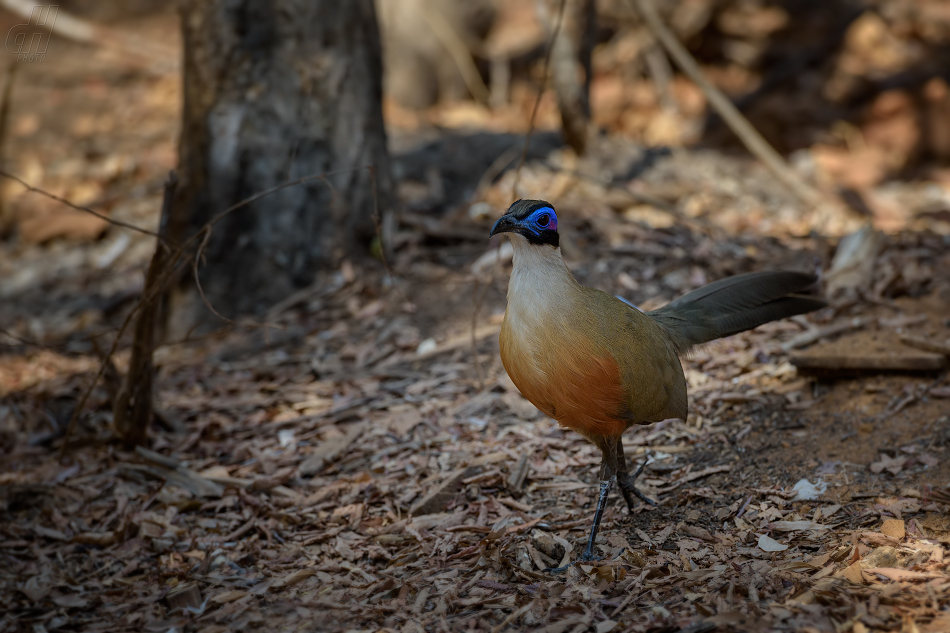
3, 209, 949, 631
2, 2, 950, 631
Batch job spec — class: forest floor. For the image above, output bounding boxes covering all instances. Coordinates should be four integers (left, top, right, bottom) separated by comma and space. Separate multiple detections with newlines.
2, 5, 950, 633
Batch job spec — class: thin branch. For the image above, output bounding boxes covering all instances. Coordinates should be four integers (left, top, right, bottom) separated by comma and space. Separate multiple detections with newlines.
190, 226, 234, 325
112, 172, 177, 446
419, 5, 490, 104
510, 0, 568, 200
473, 142, 521, 200
630, 0, 829, 210
190, 170, 349, 327
0, 169, 165, 242
59, 165, 377, 453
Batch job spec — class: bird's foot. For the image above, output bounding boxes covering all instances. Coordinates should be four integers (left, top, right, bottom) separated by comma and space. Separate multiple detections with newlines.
579, 550, 604, 564
618, 460, 656, 511
543, 550, 604, 574
543, 563, 572, 574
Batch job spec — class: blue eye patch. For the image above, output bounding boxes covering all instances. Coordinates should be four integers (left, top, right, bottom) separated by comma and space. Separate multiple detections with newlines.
526, 207, 557, 233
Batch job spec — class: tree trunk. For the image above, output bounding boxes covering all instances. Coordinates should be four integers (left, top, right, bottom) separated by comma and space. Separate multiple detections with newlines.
167, 0, 392, 336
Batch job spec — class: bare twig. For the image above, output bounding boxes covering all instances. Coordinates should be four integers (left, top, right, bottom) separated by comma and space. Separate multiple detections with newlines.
510, 0, 568, 200
190, 169, 356, 327
61, 286, 151, 456
544, 0, 596, 154
472, 0, 568, 394
419, 5, 490, 104
59, 165, 380, 453
473, 142, 521, 201
643, 42, 675, 112
0, 169, 165, 242
899, 335, 950, 357
112, 172, 177, 447
190, 225, 238, 326
780, 316, 869, 352
630, 0, 829, 211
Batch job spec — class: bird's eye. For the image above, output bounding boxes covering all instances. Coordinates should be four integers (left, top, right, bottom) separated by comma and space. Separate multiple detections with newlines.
536, 214, 549, 227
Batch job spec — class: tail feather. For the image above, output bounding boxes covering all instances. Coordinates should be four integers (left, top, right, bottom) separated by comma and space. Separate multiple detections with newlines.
647, 271, 826, 352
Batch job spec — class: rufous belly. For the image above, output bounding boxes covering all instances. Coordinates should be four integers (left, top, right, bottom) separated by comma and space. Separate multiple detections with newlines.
500, 322, 628, 439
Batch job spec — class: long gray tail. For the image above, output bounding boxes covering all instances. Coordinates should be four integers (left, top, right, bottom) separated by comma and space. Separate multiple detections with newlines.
647, 271, 826, 353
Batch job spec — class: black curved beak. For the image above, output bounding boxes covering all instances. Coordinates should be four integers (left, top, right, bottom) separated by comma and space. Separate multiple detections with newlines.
490, 215, 518, 238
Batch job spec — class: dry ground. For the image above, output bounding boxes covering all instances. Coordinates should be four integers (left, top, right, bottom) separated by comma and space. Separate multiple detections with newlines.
3, 209, 949, 632
2, 5, 950, 633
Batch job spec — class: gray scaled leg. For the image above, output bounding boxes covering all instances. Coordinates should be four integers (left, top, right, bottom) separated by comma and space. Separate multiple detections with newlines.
545, 441, 619, 573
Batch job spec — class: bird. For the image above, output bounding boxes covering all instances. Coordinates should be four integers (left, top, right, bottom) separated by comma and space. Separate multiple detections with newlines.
490, 199, 826, 568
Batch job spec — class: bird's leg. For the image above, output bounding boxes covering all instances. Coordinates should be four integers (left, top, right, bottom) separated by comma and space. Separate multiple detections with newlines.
578, 437, 623, 562
615, 437, 656, 511
579, 474, 615, 561
544, 440, 619, 573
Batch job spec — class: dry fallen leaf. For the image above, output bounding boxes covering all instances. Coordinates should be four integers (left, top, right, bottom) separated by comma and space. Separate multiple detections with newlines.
270, 568, 316, 590
596, 620, 618, 633
880, 518, 905, 540
838, 561, 866, 584
3, 53, 949, 633
211, 590, 248, 604
865, 568, 947, 581
72, 531, 116, 546
757, 534, 788, 552
869, 453, 907, 475
770, 520, 827, 532
19, 576, 50, 603
53, 594, 88, 608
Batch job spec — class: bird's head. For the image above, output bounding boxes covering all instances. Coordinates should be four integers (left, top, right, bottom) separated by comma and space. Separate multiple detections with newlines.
489, 199, 559, 248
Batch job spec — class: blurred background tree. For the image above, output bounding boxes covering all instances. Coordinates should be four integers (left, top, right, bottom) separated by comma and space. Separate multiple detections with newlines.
164, 0, 393, 337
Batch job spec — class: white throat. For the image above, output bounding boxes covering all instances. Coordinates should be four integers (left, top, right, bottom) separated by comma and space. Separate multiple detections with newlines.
506, 234, 578, 328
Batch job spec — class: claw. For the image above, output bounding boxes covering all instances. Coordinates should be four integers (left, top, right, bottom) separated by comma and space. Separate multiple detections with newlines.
618, 459, 656, 510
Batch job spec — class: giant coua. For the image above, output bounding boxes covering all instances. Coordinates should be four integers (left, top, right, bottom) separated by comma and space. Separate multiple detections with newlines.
490, 199, 826, 567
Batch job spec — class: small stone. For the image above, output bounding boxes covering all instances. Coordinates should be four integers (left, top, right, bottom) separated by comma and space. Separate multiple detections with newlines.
861, 545, 898, 569
416, 338, 437, 355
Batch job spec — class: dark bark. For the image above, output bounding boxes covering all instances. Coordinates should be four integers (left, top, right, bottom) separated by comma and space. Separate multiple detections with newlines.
167, 0, 392, 335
